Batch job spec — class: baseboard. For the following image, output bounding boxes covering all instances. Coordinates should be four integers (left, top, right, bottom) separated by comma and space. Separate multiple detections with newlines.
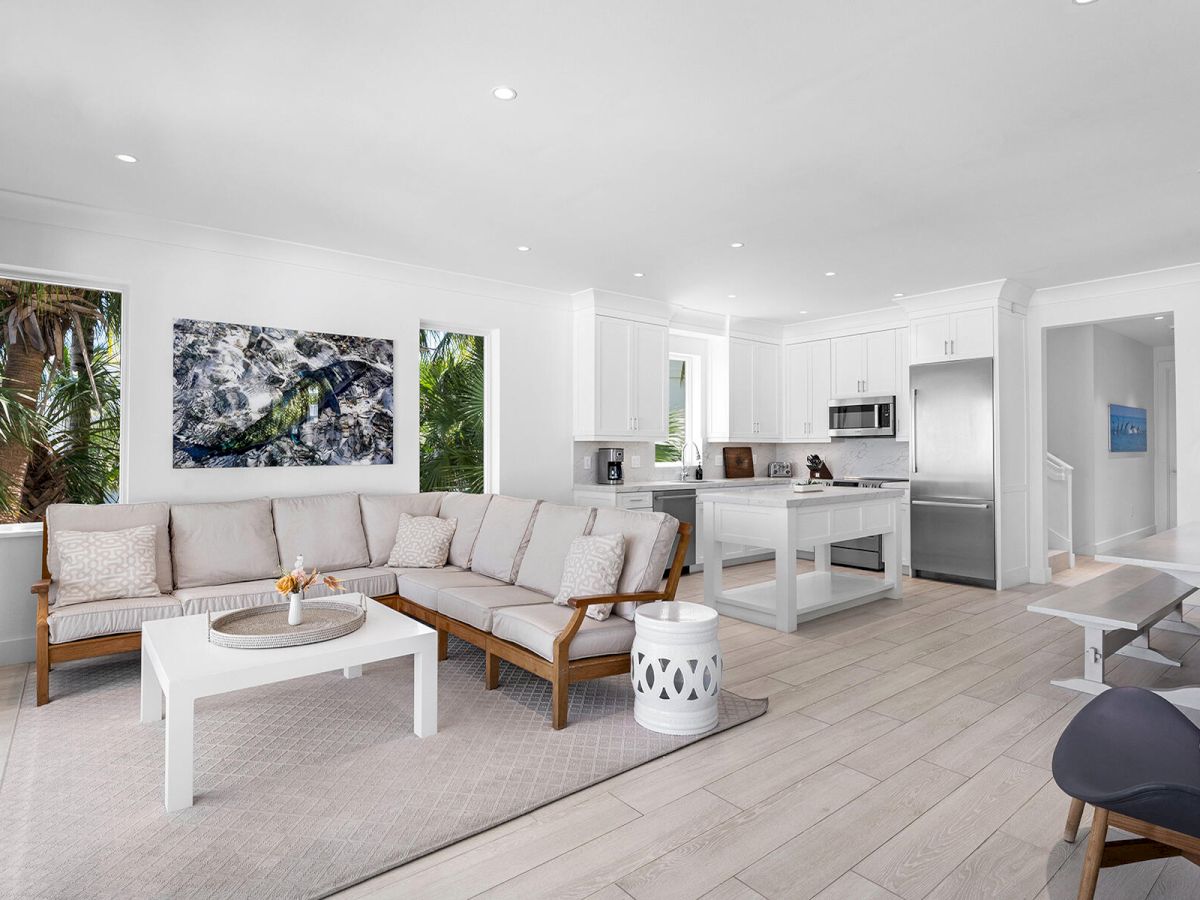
1093, 525, 1157, 557
0, 635, 34, 666
1000, 565, 1031, 590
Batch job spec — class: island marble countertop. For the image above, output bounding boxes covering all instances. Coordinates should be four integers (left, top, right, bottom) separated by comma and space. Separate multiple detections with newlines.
575, 477, 787, 493
699, 485, 904, 508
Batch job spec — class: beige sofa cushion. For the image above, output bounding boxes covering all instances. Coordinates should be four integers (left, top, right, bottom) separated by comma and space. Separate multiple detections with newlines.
55, 524, 161, 606
439, 493, 493, 568
172, 578, 280, 616
395, 569, 506, 611
437, 584, 551, 633
47, 501, 173, 594
590, 509, 680, 620
470, 496, 540, 583
360, 493, 446, 566
171, 498, 280, 589
273, 493, 369, 572
515, 503, 596, 597
305, 566, 397, 600
492, 604, 636, 661
47, 595, 182, 644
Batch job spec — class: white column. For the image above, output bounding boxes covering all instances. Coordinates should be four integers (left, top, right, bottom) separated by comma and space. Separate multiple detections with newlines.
164, 692, 194, 812
140, 643, 163, 724
774, 509, 799, 633
413, 636, 438, 737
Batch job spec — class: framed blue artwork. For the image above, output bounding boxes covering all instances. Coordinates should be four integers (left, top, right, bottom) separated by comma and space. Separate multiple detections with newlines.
1109, 404, 1148, 453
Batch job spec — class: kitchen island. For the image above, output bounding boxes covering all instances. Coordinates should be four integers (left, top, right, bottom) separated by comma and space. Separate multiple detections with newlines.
701, 485, 904, 632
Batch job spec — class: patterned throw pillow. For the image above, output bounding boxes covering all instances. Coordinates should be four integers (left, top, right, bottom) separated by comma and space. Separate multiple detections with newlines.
387, 514, 457, 568
554, 533, 626, 621
55, 524, 161, 606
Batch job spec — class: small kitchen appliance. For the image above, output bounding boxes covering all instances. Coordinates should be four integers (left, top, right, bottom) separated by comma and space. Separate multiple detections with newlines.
596, 447, 625, 485
767, 461, 792, 478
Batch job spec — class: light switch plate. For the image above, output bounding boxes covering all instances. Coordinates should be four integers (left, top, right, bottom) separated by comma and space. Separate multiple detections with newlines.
630, 454, 642, 468
582, 456, 592, 470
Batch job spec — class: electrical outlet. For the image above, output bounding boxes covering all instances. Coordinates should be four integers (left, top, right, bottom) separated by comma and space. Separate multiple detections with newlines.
630, 454, 642, 468
582, 455, 592, 470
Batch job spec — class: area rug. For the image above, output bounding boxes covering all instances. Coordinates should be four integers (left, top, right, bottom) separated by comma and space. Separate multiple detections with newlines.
0, 638, 765, 900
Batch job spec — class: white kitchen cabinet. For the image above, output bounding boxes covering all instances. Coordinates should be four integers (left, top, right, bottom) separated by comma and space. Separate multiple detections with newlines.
910, 309, 994, 364
895, 328, 911, 442
831, 330, 898, 398
710, 337, 782, 442
784, 338, 832, 441
574, 312, 668, 440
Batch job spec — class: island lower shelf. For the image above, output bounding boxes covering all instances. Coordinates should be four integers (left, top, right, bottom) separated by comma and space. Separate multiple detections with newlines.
712, 571, 895, 628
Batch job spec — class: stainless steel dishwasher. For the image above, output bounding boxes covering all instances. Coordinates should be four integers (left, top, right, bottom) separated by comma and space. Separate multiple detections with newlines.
651, 488, 697, 572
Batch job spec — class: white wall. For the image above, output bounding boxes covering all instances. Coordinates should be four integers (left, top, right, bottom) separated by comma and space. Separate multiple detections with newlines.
1091, 326, 1157, 552
1027, 264, 1200, 582
0, 191, 575, 662
1045, 326, 1096, 551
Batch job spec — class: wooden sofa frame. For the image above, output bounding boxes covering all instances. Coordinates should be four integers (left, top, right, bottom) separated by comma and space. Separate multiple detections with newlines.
32, 520, 406, 707
394, 522, 693, 729
1064, 798, 1200, 899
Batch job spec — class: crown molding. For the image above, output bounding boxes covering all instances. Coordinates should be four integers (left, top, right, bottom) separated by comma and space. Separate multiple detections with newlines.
1030, 261, 1200, 307
781, 304, 907, 343
896, 278, 1032, 317
571, 288, 673, 323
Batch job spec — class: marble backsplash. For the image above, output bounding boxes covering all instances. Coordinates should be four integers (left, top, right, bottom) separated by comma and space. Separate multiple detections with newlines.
573, 438, 908, 484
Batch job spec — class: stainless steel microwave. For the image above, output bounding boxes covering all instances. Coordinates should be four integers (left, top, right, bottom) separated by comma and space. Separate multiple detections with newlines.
828, 395, 895, 437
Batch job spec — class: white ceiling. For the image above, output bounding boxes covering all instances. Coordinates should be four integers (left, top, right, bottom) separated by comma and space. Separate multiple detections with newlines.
1096, 314, 1175, 348
3, 1, 1200, 323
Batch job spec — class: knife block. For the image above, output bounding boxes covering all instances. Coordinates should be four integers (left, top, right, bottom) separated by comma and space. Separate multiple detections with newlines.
806, 461, 833, 480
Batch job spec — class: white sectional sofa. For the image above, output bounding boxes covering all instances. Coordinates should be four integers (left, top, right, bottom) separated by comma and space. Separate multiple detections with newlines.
33, 491, 690, 728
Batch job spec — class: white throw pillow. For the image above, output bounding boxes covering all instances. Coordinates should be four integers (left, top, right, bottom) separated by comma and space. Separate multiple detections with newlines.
387, 514, 457, 568
54, 524, 161, 606
554, 533, 626, 621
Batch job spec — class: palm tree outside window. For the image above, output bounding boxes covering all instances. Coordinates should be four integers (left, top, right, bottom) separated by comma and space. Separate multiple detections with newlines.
419, 329, 486, 493
656, 354, 702, 466
0, 277, 122, 524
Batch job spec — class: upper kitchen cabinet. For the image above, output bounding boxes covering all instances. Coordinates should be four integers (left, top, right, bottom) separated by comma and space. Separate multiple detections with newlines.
831, 330, 898, 399
910, 308, 994, 364
572, 295, 669, 441
783, 338, 832, 441
710, 336, 782, 441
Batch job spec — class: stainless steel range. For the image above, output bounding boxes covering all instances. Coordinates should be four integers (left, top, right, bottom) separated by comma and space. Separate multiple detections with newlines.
823, 477, 908, 571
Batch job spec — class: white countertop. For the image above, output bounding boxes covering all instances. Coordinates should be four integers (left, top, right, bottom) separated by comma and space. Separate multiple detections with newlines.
575, 477, 786, 493
699, 485, 904, 508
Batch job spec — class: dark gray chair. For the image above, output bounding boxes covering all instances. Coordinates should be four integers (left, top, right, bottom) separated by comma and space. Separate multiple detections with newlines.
1052, 686, 1200, 900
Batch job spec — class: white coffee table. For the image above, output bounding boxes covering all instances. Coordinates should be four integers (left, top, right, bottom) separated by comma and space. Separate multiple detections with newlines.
140, 596, 437, 812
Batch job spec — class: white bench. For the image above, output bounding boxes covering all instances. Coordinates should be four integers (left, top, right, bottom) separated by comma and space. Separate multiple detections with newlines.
1027, 566, 1200, 709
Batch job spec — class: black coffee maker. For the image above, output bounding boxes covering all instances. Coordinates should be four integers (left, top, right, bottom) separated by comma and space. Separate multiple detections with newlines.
596, 448, 624, 485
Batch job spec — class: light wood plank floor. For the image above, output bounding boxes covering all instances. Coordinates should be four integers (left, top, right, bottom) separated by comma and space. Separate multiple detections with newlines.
4, 556, 1199, 899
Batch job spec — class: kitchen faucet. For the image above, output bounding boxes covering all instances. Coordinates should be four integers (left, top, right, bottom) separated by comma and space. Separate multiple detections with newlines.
679, 441, 703, 481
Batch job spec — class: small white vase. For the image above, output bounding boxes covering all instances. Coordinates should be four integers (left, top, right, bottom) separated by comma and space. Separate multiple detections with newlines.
288, 592, 304, 626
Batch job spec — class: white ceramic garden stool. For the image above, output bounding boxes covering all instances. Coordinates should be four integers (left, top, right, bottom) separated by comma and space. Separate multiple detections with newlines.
632, 601, 722, 735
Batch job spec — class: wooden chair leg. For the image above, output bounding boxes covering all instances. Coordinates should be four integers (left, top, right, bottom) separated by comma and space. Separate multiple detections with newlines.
437, 629, 448, 662
35, 633, 50, 707
1065, 797, 1086, 843
1079, 806, 1109, 900
484, 651, 500, 690
551, 666, 569, 730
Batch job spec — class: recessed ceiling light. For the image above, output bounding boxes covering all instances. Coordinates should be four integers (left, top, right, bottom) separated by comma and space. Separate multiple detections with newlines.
798, 311, 808, 315
1073, 0, 1099, 5
516, 245, 531, 252
825, 271, 836, 277
893, 292, 905, 298
632, 272, 644, 278
727, 294, 737, 299
114, 153, 138, 163
730, 242, 744, 248
492, 86, 518, 101
1154, 315, 1165, 320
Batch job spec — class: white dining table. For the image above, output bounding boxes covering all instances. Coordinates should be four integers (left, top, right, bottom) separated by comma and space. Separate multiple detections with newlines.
1096, 523, 1200, 637
1095, 523, 1200, 709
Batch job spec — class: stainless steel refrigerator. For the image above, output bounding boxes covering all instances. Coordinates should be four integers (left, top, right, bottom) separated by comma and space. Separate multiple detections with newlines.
910, 357, 996, 588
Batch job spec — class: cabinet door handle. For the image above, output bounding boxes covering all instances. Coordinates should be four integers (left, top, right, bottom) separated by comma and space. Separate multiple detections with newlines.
951, 339, 955, 355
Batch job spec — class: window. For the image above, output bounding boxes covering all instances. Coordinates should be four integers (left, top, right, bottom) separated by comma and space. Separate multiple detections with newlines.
419, 329, 486, 492
656, 354, 702, 466
0, 277, 122, 523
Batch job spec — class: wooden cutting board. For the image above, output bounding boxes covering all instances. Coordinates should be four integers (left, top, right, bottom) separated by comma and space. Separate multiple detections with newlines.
722, 446, 755, 478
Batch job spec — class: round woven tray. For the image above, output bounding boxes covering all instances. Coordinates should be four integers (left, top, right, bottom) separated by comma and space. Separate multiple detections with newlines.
208, 598, 366, 649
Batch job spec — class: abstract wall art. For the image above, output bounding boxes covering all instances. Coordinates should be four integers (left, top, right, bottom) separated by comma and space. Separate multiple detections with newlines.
1108, 403, 1148, 453
172, 318, 394, 468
